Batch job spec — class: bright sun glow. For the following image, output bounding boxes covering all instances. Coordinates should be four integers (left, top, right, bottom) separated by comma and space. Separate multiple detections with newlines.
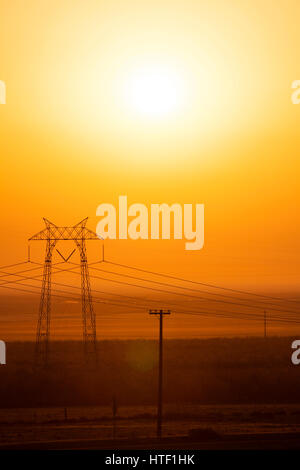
123, 64, 186, 119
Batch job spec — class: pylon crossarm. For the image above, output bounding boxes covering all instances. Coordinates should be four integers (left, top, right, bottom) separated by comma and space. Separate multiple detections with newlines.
29, 228, 50, 241
73, 217, 88, 228
29, 227, 101, 241
84, 228, 102, 240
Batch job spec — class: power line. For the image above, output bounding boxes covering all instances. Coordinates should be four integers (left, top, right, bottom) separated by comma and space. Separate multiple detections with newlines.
82, 264, 300, 316
104, 260, 299, 305
1, 257, 300, 328
2, 261, 300, 322
1, 258, 298, 307
2, 276, 300, 326
0, 261, 29, 271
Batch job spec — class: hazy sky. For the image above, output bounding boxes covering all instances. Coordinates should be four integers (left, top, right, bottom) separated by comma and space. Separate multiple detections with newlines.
0, 1, 300, 339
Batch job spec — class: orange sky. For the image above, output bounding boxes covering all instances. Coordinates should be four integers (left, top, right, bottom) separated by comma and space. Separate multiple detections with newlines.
0, 0, 300, 340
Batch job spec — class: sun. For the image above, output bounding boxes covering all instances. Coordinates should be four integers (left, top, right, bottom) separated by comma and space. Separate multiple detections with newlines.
123, 63, 186, 119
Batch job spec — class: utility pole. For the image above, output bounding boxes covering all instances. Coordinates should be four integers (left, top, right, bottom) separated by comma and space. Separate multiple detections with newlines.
149, 309, 171, 439
264, 310, 267, 338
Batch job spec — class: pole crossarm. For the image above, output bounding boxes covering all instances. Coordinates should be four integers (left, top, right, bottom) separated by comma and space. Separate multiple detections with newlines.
149, 309, 171, 315
29, 218, 102, 241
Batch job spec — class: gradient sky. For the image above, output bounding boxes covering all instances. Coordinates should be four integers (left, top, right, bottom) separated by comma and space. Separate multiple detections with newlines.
0, 0, 300, 339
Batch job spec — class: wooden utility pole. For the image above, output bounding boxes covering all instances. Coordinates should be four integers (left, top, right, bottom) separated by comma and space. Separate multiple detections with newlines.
264, 310, 267, 338
149, 309, 171, 439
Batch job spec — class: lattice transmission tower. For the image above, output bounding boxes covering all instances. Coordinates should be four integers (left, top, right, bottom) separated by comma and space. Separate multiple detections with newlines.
29, 218, 101, 366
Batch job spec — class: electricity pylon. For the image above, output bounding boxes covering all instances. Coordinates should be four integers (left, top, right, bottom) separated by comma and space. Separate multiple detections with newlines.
29, 218, 101, 366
